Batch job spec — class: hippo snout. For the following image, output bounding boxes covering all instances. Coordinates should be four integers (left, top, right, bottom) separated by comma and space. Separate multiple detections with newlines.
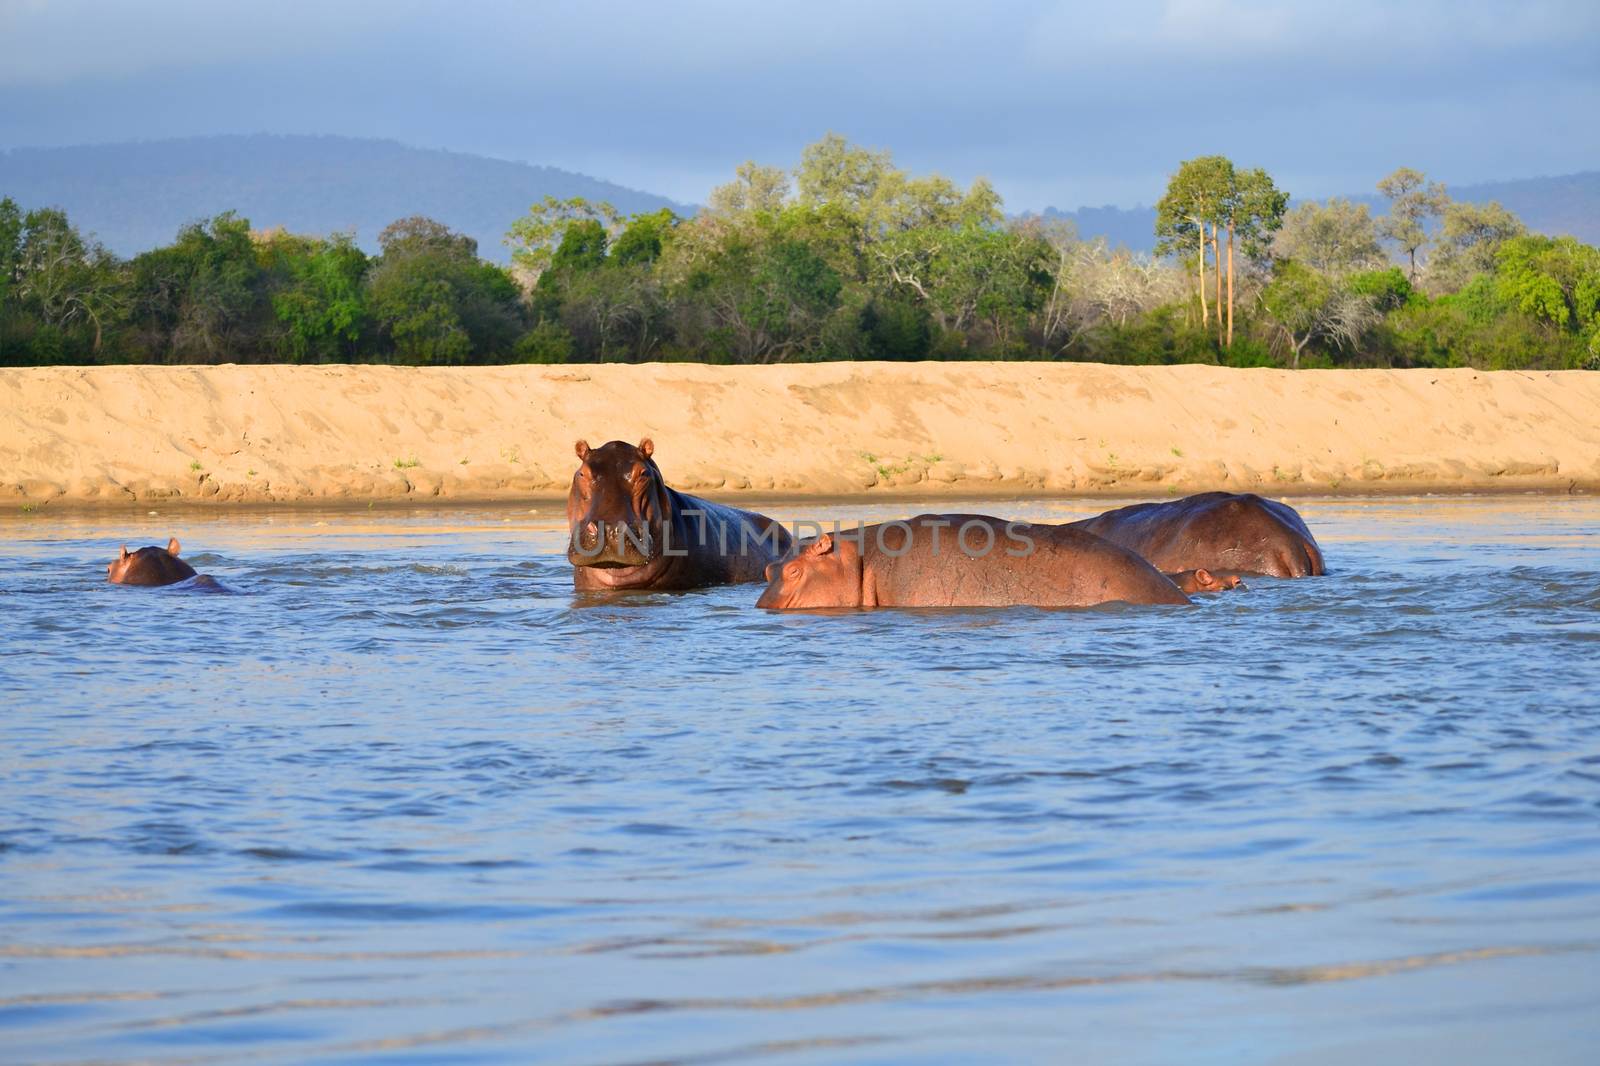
568, 518, 657, 568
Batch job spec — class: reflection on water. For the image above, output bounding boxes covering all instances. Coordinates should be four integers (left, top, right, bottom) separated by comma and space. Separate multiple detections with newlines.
1, 495, 1598, 1065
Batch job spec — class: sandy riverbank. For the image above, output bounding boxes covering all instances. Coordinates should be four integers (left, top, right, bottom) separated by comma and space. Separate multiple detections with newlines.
2, 363, 1597, 508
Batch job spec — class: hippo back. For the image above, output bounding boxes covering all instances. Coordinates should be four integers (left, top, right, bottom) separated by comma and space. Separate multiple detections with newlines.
1071, 493, 1324, 577
862, 515, 1190, 608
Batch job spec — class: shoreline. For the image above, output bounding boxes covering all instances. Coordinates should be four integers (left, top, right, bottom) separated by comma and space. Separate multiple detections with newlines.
8, 483, 1594, 517
5, 363, 1599, 509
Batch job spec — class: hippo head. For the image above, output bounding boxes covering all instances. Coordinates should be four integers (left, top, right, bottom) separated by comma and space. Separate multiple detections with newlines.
756, 533, 863, 610
1169, 568, 1244, 594
567, 438, 673, 570
107, 537, 198, 586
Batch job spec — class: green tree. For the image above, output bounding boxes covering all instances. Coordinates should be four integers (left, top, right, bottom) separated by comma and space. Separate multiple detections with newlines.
610, 209, 679, 267
1155, 156, 1233, 334
875, 223, 1050, 350
1260, 259, 1380, 368
0, 197, 21, 308
262, 232, 370, 361
1377, 167, 1449, 280
1429, 200, 1526, 291
1347, 266, 1416, 311
16, 207, 125, 357
707, 162, 791, 217
1493, 234, 1600, 358
556, 263, 668, 362
1224, 166, 1289, 344
1273, 198, 1382, 277
1158, 157, 1286, 346
505, 196, 620, 283
368, 216, 523, 363
122, 212, 269, 361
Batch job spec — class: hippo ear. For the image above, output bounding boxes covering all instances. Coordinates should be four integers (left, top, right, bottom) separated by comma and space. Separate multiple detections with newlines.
119, 544, 130, 560
167, 537, 182, 556
638, 437, 654, 460
574, 439, 590, 461
803, 533, 833, 557
1194, 567, 1213, 588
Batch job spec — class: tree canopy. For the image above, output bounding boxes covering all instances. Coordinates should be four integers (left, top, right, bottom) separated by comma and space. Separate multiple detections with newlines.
3, 138, 1594, 371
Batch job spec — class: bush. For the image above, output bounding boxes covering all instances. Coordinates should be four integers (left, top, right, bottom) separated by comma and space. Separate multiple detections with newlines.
514, 321, 574, 363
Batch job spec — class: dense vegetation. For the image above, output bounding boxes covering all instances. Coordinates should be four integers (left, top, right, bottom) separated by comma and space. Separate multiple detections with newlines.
3, 136, 1597, 369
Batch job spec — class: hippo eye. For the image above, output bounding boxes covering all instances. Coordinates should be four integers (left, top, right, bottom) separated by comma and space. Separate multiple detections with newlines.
784, 564, 801, 580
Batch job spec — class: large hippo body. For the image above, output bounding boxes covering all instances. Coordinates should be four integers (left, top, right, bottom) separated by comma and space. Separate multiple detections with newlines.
756, 515, 1191, 610
568, 438, 793, 592
1068, 493, 1325, 578
106, 537, 199, 586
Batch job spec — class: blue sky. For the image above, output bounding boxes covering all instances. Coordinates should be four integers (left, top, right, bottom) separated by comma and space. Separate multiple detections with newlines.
1, 0, 1595, 210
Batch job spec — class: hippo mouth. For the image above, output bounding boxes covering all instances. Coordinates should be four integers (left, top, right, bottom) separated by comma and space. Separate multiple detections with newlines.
567, 520, 662, 569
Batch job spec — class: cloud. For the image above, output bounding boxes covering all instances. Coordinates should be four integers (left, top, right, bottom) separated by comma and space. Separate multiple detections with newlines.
1, 0, 1596, 209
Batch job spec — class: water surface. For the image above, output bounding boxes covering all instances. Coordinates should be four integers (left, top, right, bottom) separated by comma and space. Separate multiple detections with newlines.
2, 495, 1598, 1064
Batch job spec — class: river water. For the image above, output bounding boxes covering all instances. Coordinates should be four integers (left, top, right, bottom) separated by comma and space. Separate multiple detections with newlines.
2, 495, 1598, 1065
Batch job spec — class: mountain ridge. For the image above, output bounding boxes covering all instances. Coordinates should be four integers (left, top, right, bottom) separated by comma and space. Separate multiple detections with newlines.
0, 134, 693, 262
1040, 171, 1600, 251
2, 134, 1594, 260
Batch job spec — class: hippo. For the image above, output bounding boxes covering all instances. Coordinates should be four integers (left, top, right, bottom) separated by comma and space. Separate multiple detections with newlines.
1067, 493, 1325, 578
756, 515, 1191, 610
568, 438, 794, 591
106, 537, 200, 586
1167, 568, 1246, 594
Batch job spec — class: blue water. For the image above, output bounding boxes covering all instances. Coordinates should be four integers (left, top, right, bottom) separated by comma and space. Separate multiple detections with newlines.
2, 495, 1598, 1065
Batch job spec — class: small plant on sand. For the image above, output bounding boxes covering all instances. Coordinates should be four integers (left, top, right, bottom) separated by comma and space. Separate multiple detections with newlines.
189, 459, 204, 471
500, 446, 521, 465
923, 452, 944, 464
1171, 446, 1184, 457
459, 458, 469, 466
20, 502, 37, 513
246, 468, 257, 477
864, 452, 904, 479
394, 456, 420, 469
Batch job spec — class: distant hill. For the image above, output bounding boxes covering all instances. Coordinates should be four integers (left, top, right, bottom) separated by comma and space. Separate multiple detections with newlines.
0, 134, 692, 262
1040, 171, 1600, 252
3, 135, 1593, 263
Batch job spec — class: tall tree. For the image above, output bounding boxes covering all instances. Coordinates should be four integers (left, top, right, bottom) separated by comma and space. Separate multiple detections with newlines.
1377, 168, 1449, 280
1156, 156, 1237, 332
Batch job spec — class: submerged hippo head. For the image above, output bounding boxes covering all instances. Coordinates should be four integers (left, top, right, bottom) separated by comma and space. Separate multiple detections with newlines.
107, 537, 198, 587
756, 534, 863, 610
567, 438, 672, 569
1169, 568, 1244, 594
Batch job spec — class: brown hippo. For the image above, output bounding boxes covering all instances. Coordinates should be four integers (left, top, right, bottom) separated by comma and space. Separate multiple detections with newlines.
756, 515, 1191, 610
1168, 568, 1246, 594
1068, 493, 1325, 578
568, 438, 793, 591
106, 537, 198, 586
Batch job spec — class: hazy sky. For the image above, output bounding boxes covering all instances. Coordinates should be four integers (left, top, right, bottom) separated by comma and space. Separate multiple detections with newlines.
1, 0, 1596, 210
